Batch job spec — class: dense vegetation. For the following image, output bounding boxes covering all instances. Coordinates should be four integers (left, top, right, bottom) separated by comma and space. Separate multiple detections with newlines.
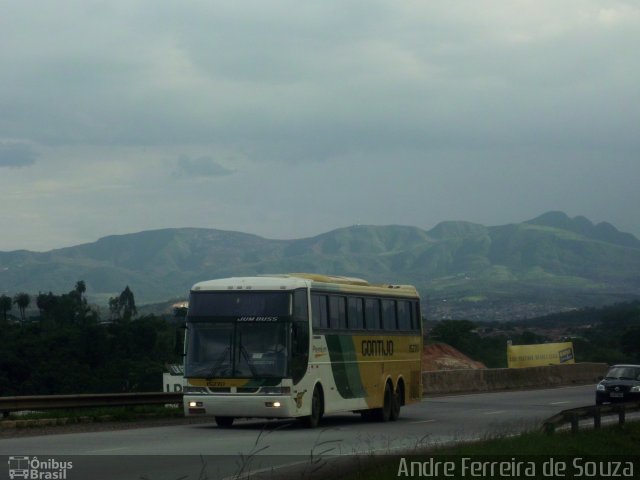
427, 301, 640, 368
2, 279, 639, 395
0, 282, 179, 396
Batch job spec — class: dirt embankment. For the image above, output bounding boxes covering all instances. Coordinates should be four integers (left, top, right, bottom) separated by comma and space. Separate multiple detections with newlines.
422, 343, 486, 371
421, 343, 607, 394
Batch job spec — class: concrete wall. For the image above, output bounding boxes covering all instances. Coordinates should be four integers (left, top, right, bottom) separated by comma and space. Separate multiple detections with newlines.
422, 362, 608, 395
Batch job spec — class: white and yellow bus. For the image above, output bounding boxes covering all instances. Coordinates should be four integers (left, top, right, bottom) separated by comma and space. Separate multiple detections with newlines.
182, 274, 422, 428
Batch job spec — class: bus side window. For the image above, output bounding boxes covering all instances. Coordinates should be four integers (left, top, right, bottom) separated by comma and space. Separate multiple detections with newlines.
397, 300, 411, 330
348, 297, 364, 330
292, 289, 309, 384
329, 296, 347, 329
382, 299, 397, 330
365, 298, 381, 330
293, 289, 308, 321
293, 291, 309, 347
311, 294, 328, 329
414, 302, 422, 331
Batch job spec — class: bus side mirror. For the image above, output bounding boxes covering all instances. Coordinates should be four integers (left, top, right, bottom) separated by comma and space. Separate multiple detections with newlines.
175, 326, 186, 357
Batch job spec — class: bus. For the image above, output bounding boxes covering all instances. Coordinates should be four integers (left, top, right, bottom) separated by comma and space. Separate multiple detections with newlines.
182, 273, 422, 428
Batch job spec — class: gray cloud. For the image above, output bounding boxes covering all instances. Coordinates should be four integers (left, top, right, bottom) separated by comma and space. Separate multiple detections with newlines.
0, 1, 640, 250
2, 1, 638, 162
0, 142, 38, 168
175, 155, 235, 178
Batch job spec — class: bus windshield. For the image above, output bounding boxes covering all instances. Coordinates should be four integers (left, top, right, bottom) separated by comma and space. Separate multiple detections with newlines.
185, 291, 292, 379
185, 321, 289, 378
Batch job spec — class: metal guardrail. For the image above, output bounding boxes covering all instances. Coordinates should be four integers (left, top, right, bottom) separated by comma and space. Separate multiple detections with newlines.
542, 401, 640, 434
0, 392, 183, 417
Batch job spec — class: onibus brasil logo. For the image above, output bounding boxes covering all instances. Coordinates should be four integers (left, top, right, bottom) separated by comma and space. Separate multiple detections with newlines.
8, 456, 73, 479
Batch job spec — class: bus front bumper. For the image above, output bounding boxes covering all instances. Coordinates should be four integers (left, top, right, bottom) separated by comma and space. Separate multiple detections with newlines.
185, 395, 298, 418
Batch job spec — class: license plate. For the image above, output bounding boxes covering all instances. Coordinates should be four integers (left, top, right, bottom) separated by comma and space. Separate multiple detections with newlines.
610, 392, 624, 398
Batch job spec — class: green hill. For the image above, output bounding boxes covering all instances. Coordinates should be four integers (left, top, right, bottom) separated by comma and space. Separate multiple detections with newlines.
1, 212, 639, 320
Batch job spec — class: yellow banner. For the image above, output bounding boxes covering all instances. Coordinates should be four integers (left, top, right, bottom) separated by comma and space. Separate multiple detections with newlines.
507, 342, 575, 368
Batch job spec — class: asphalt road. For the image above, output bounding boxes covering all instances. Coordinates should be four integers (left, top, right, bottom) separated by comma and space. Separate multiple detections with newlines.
0, 385, 597, 480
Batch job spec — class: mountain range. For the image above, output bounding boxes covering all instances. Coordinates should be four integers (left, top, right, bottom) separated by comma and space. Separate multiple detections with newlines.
1, 211, 639, 320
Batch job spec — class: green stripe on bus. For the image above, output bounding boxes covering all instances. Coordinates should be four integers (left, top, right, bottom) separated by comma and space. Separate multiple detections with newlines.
326, 335, 366, 399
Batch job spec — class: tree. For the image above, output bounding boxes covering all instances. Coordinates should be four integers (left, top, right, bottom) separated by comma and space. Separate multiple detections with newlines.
75, 280, 86, 297
430, 320, 477, 348
119, 286, 137, 321
516, 330, 547, 345
73, 280, 87, 305
621, 326, 640, 362
1, 284, 176, 396
13, 292, 31, 322
36, 291, 58, 318
429, 319, 485, 361
108, 296, 120, 320
0, 294, 11, 322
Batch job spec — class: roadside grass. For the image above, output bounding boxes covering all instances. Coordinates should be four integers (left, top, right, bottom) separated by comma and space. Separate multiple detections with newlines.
3, 404, 182, 426
338, 421, 640, 480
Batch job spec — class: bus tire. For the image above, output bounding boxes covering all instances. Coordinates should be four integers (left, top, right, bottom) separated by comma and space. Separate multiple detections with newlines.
390, 383, 401, 421
374, 383, 392, 422
215, 416, 234, 428
301, 386, 323, 428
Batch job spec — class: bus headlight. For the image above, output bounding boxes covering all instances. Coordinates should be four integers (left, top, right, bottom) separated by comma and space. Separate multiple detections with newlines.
189, 401, 203, 408
265, 401, 282, 408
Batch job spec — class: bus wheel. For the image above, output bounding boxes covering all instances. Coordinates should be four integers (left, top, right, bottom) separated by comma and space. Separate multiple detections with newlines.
301, 386, 323, 428
374, 383, 392, 422
215, 416, 234, 428
390, 384, 401, 421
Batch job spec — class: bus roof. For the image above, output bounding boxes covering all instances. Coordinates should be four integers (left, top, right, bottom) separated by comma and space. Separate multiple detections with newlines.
191, 276, 311, 292
191, 273, 419, 298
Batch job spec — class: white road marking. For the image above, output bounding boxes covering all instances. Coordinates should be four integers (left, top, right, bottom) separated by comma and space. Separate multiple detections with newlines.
550, 401, 570, 405
86, 446, 129, 453
410, 419, 436, 424
483, 410, 506, 415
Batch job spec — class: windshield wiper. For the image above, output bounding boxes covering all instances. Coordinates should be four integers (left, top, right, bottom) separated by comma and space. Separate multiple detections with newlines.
619, 376, 636, 380
236, 332, 258, 377
207, 345, 232, 378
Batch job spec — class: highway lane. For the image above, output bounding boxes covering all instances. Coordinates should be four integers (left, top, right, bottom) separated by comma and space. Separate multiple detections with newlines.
0, 385, 596, 479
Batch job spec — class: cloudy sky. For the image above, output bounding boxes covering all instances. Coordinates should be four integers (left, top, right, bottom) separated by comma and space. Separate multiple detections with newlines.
1, 1, 639, 251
